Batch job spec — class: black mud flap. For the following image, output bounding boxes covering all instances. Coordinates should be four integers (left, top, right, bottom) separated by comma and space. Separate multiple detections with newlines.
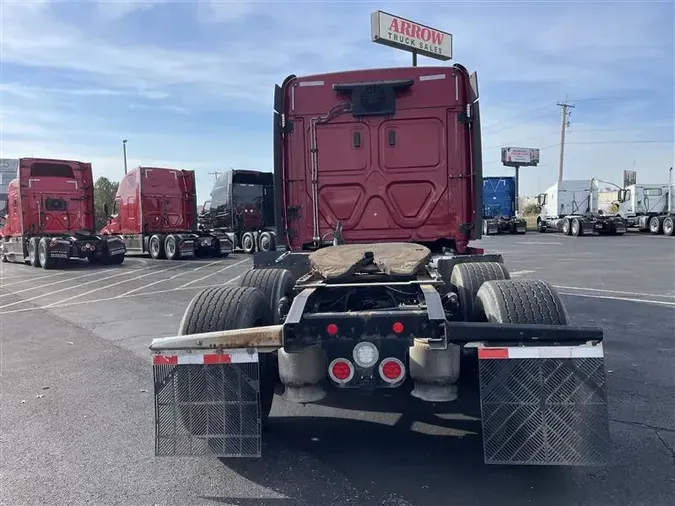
478, 344, 610, 466
153, 350, 262, 458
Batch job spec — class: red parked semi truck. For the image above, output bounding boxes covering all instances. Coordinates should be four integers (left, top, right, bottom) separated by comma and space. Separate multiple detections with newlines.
100, 166, 233, 260
0, 157, 126, 268
150, 65, 609, 466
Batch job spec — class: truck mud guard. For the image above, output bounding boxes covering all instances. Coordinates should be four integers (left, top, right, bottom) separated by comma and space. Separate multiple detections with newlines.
152, 349, 262, 458
477, 342, 609, 466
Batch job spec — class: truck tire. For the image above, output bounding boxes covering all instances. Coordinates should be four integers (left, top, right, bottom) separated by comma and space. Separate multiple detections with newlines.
663, 217, 674, 236
257, 231, 276, 252
241, 232, 255, 254
450, 262, 511, 322
482, 220, 490, 236
38, 237, 55, 270
177, 286, 277, 435
571, 218, 583, 237
536, 218, 547, 233
475, 279, 570, 325
164, 235, 181, 260
28, 237, 40, 267
562, 218, 571, 235
238, 268, 294, 324
149, 234, 166, 259
649, 216, 662, 234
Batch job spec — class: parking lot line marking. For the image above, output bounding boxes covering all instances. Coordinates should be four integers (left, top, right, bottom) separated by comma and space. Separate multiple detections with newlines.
0, 272, 249, 316
115, 259, 225, 297
0, 266, 156, 309
518, 241, 563, 245
42, 263, 187, 307
559, 291, 675, 307
0, 265, 146, 294
0, 271, 69, 287
176, 258, 250, 289
554, 285, 675, 299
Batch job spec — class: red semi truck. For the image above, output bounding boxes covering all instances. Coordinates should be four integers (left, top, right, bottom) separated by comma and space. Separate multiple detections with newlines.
100, 166, 232, 260
149, 65, 609, 466
0, 157, 126, 268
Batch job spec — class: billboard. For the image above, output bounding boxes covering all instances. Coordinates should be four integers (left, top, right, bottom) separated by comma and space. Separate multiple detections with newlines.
623, 170, 637, 187
501, 147, 540, 167
371, 10, 453, 61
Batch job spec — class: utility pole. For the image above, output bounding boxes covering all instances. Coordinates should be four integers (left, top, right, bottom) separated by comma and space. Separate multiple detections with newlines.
556, 100, 574, 182
122, 139, 128, 175
208, 171, 221, 181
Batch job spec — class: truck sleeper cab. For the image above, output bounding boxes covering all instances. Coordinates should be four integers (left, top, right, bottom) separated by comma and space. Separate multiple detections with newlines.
482, 176, 526, 235
617, 170, 674, 236
0, 157, 126, 268
536, 179, 626, 236
100, 166, 232, 260
198, 169, 277, 254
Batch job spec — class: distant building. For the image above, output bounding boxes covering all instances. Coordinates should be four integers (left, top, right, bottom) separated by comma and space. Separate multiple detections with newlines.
0, 158, 19, 214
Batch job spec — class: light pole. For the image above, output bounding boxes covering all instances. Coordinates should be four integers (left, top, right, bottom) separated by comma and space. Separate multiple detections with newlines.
122, 139, 128, 175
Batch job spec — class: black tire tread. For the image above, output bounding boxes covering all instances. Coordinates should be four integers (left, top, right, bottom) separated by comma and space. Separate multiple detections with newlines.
238, 268, 295, 324
451, 261, 511, 321
476, 279, 569, 325
179, 286, 271, 335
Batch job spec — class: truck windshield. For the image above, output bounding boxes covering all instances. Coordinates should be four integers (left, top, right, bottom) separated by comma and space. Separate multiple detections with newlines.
233, 184, 263, 206
30, 163, 75, 178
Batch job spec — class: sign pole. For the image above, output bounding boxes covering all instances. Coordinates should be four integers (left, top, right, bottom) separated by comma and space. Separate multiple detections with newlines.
514, 165, 520, 215
412, 50, 418, 67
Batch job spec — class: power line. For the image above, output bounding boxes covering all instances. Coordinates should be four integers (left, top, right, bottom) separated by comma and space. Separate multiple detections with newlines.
208, 171, 221, 181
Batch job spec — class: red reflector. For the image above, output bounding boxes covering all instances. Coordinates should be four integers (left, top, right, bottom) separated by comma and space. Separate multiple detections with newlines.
153, 355, 177, 365
331, 361, 351, 381
392, 321, 404, 334
381, 360, 402, 380
478, 348, 509, 359
326, 323, 338, 336
203, 354, 232, 365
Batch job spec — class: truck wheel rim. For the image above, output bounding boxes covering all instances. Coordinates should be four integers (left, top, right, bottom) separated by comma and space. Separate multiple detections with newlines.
151, 239, 159, 254
244, 235, 253, 250
665, 220, 673, 235
39, 244, 46, 264
259, 235, 270, 251
166, 239, 175, 256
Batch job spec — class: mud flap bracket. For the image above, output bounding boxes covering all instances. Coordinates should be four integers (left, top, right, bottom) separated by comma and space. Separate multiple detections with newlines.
153, 350, 262, 458
478, 344, 610, 466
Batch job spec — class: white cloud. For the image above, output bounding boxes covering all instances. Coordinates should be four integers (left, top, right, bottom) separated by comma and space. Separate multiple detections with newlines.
96, 0, 167, 20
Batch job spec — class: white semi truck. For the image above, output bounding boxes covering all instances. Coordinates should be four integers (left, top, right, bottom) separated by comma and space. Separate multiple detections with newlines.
617, 167, 674, 236
536, 179, 626, 236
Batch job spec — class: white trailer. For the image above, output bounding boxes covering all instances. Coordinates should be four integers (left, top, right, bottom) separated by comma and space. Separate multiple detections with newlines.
617, 167, 674, 236
536, 179, 626, 236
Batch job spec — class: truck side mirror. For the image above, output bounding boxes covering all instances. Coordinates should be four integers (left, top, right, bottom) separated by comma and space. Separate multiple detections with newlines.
536, 193, 547, 206
104, 203, 109, 216
617, 189, 627, 202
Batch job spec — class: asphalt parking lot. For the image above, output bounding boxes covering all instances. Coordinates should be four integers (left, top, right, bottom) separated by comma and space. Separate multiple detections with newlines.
1, 233, 674, 506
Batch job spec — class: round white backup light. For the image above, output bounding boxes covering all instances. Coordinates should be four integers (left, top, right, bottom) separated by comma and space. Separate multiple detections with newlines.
352, 341, 379, 368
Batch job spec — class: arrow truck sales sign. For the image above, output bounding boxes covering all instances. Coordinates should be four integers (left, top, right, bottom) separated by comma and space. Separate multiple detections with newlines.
371, 10, 453, 61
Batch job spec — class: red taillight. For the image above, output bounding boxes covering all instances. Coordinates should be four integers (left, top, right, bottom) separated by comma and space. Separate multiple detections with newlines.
392, 321, 404, 334
326, 323, 338, 336
379, 358, 405, 384
328, 358, 354, 384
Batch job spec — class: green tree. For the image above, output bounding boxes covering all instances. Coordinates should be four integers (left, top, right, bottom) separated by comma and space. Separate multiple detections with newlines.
94, 177, 119, 230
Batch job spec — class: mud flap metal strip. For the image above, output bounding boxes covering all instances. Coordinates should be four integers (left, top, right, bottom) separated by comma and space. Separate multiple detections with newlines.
153, 350, 262, 458
478, 344, 610, 466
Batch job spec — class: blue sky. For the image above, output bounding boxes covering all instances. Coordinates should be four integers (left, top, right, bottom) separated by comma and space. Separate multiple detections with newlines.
1, 0, 673, 201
